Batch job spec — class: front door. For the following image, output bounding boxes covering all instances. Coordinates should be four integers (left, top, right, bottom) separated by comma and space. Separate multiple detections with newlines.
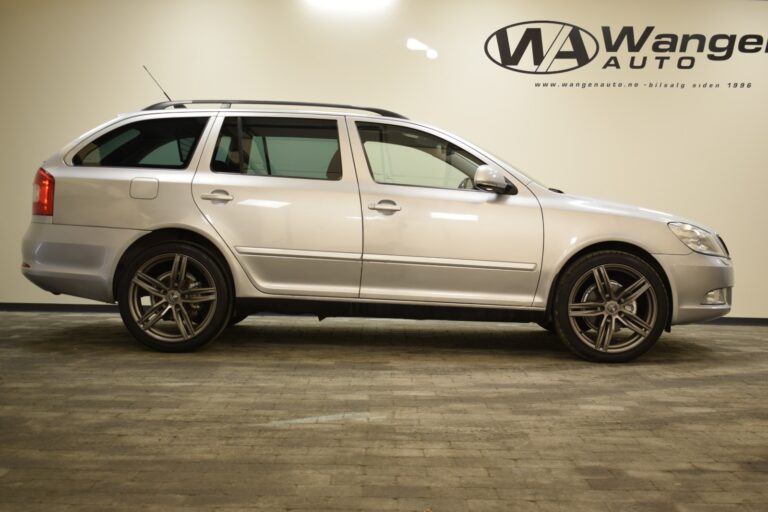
193, 114, 362, 298
349, 118, 543, 306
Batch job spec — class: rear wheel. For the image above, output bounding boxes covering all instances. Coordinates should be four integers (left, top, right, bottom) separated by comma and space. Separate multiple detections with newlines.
117, 242, 233, 352
553, 251, 668, 363
536, 319, 555, 333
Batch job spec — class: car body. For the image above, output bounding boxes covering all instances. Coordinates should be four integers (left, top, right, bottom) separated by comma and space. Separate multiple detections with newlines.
22, 100, 734, 361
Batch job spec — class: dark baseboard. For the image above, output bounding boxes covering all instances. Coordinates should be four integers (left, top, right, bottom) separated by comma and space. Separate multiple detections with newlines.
709, 317, 768, 326
0, 303, 119, 313
0, 302, 765, 326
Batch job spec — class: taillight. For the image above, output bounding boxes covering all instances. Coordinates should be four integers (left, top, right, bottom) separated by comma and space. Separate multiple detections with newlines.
33, 168, 55, 216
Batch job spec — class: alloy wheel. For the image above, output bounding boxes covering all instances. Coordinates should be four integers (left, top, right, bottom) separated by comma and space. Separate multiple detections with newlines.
567, 263, 658, 353
127, 253, 218, 342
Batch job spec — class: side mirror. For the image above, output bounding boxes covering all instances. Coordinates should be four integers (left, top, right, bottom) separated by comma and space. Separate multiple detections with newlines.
473, 165, 516, 194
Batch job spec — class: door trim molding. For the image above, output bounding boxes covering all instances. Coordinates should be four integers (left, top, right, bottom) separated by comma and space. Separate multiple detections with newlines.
234, 248, 536, 270
364, 253, 536, 271
235, 246, 361, 261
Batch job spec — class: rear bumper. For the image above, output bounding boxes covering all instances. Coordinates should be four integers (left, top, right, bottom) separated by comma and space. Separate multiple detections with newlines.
21, 222, 147, 303
655, 252, 734, 325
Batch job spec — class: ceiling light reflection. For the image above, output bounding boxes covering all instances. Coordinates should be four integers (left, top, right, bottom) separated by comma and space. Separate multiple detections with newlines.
431, 212, 478, 222
406, 38, 439, 60
239, 199, 290, 208
406, 38, 428, 51
304, 0, 396, 13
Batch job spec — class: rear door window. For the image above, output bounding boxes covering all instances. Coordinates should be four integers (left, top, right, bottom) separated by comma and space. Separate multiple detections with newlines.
211, 117, 341, 180
72, 117, 209, 169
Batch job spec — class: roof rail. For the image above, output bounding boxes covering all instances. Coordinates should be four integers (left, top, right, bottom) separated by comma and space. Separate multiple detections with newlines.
143, 100, 407, 119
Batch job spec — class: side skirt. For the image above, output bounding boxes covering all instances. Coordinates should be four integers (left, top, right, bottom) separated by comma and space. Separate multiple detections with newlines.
234, 298, 544, 324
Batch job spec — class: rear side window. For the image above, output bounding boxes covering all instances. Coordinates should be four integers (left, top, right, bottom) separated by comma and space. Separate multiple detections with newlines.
211, 117, 341, 180
73, 117, 208, 169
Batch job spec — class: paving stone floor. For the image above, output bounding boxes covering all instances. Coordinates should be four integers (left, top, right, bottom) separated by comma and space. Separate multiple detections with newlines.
0, 312, 766, 511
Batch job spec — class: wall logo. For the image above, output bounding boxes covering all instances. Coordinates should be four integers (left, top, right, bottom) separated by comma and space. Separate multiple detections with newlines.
486, 21, 768, 73
484, 21, 599, 74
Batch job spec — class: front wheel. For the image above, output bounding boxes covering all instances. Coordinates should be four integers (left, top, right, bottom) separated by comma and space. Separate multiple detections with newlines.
553, 251, 669, 363
228, 311, 250, 327
117, 242, 233, 352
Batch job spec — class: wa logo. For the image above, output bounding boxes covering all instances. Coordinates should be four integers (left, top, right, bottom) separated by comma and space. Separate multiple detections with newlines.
485, 21, 599, 74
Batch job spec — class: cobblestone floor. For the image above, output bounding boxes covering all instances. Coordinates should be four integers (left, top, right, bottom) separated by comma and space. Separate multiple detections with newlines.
0, 312, 766, 511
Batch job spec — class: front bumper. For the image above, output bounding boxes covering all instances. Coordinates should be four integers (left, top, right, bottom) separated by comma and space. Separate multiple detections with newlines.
22, 221, 147, 303
655, 251, 734, 325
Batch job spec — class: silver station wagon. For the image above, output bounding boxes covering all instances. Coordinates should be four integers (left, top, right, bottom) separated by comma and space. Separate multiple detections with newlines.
22, 100, 734, 361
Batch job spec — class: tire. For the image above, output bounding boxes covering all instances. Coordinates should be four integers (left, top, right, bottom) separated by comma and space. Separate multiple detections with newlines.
536, 320, 555, 334
553, 250, 669, 363
228, 311, 249, 327
117, 242, 233, 352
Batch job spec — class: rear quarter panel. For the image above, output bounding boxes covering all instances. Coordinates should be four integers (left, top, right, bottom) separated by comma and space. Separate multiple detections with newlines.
40, 111, 256, 300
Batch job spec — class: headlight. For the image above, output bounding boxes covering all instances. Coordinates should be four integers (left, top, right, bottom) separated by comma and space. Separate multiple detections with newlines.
668, 222, 727, 257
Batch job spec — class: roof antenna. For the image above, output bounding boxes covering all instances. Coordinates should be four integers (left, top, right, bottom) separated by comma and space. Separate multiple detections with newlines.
142, 65, 172, 102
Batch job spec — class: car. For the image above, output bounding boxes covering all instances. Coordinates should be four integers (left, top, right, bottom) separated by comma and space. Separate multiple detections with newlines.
21, 99, 734, 361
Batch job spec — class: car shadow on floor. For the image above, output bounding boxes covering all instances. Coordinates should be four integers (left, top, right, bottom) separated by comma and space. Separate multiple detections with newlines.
26, 314, 719, 364
219, 319, 718, 364
224, 319, 569, 354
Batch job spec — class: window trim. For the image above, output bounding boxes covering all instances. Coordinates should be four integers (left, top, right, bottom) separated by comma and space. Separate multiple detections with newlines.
208, 115, 344, 181
64, 113, 213, 170
236, 116, 246, 175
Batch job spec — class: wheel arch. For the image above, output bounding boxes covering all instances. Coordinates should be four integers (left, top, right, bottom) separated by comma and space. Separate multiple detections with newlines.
112, 227, 236, 302
544, 241, 673, 330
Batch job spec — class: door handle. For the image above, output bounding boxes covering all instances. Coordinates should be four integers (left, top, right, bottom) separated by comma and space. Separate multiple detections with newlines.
200, 190, 234, 202
368, 200, 401, 212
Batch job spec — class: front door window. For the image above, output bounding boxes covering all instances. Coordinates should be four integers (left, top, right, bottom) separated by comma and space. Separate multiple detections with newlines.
357, 122, 485, 190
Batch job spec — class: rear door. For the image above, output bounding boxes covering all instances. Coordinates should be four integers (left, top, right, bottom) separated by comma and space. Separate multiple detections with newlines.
192, 114, 363, 298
